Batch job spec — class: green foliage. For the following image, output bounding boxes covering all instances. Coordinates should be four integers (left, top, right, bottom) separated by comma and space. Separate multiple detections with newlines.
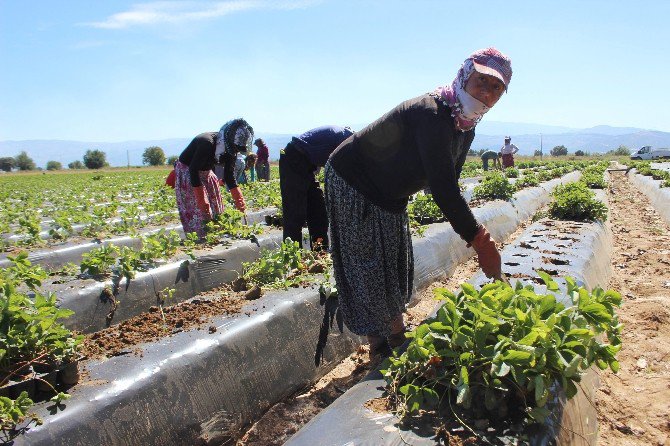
242, 239, 325, 289
45, 161, 62, 171
142, 146, 166, 166
0, 391, 41, 438
533, 149, 542, 157
166, 155, 179, 166
550, 145, 568, 157
0, 158, 15, 172
472, 171, 516, 201
83, 150, 108, 169
549, 182, 608, 221
516, 172, 539, 189
67, 160, 84, 170
14, 152, 36, 171
574, 150, 586, 156
204, 208, 260, 244
80, 244, 120, 276
382, 274, 622, 425
408, 193, 442, 225
608, 145, 631, 156
579, 163, 607, 189
504, 167, 519, 178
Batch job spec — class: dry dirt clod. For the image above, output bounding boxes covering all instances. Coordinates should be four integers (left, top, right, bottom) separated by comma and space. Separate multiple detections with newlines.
244, 286, 262, 300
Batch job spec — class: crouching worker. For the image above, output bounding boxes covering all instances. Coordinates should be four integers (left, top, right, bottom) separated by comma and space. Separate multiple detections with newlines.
175, 119, 253, 239
480, 149, 501, 171
279, 125, 354, 249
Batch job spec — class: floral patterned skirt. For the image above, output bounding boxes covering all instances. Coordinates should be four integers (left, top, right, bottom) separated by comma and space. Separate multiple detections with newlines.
324, 162, 414, 338
174, 161, 223, 238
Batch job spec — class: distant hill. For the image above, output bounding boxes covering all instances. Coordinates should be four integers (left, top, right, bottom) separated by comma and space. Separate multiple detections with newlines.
2, 123, 670, 168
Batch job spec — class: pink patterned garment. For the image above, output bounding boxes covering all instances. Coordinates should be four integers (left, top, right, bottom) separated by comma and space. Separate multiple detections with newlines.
174, 160, 224, 238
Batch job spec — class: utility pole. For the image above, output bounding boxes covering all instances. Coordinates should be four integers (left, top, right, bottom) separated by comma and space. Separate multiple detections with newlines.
127, 150, 130, 169
540, 133, 543, 159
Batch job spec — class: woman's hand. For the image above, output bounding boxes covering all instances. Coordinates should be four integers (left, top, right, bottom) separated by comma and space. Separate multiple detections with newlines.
469, 226, 502, 279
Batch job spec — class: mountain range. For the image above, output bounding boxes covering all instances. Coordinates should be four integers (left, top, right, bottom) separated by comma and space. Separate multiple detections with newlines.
2, 122, 669, 168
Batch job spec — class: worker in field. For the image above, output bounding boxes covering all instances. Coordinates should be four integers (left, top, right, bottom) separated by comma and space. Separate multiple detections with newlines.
500, 136, 519, 168
325, 47, 510, 359
254, 138, 271, 181
279, 125, 354, 250
480, 149, 502, 171
174, 119, 253, 239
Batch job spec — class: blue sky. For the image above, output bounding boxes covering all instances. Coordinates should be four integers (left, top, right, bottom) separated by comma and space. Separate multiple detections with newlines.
1, 0, 669, 142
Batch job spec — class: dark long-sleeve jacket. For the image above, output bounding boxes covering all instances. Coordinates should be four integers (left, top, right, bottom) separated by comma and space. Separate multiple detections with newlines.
329, 94, 480, 243
178, 132, 237, 189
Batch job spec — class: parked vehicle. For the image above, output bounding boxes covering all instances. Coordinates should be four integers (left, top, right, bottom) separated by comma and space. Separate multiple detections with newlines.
630, 146, 670, 160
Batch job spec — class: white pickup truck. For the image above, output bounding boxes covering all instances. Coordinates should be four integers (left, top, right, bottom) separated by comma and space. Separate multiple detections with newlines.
630, 146, 670, 160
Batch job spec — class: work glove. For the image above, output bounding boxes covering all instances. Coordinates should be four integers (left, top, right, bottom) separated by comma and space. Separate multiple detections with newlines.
230, 186, 246, 213
468, 226, 502, 280
193, 186, 212, 220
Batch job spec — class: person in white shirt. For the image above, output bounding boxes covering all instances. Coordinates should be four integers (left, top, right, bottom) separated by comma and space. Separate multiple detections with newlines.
500, 136, 519, 168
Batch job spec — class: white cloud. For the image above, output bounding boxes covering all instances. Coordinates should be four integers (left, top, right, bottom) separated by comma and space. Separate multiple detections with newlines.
86, 0, 319, 29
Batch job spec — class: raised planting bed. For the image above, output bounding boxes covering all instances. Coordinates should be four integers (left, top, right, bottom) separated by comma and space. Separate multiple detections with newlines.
4, 170, 580, 445
628, 168, 670, 226
49, 228, 284, 334
286, 213, 613, 446
411, 170, 580, 293
0, 208, 277, 270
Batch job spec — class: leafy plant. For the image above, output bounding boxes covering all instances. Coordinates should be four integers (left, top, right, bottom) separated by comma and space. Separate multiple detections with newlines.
80, 244, 120, 276
472, 171, 516, 201
242, 239, 324, 289
516, 172, 539, 189
408, 193, 442, 225
504, 167, 519, 178
204, 208, 260, 244
381, 273, 622, 426
0, 391, 41, 440
548, 182, 608, 222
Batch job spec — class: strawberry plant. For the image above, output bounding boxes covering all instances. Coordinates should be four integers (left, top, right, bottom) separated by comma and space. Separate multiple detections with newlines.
204, 208, 260, 244
242, 239, 325, 289
472, 171, 516, 201
381, 273, 622, 429
516, 172, 539, 189
408, 193, 442, 225
548, 182, 608, 222
80, 244, 120, 276
504, 167, 519, 178
0, 391, 41, 441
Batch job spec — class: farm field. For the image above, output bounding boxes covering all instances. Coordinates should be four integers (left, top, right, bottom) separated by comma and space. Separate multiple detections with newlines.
1, 159, 669, 445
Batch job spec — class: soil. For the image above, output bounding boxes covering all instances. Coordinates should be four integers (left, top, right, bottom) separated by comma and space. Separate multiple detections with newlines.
79, 286, 247, 359
596, 172, 670, 446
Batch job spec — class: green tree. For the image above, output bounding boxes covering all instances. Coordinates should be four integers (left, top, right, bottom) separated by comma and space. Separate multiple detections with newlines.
15, 151, 36, 170
142, 146, 166, 166
533, 149, 542, 157
68, 160, 84, 169
166, 155, 179, 166
609, 145, 631, 156
83, 149, 108, 169
46, 160, 62, 170
550, 145, 568, 156
575, 150, 586, 156
0, 157, 15, 172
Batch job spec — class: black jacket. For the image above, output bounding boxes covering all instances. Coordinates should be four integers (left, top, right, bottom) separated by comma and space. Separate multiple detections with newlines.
329, 93, 479, 242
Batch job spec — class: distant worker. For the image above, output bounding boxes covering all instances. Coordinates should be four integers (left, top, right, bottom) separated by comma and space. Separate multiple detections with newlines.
480, 150, 501, 171
175, 119, 253, 238
254, 138, 271, 181
500, 136, 519, 168
279, 125, 354, 249
246, 153, 258, 182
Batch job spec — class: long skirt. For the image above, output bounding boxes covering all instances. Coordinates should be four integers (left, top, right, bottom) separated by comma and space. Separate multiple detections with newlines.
502, 153, 515, 168
255, 161, 270, 181
324, 162, 414, 338
174, 161, 223, 238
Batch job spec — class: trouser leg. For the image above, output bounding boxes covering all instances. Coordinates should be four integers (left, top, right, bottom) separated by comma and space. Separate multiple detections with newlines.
306, 180, 328, 248
279, 150, 309, 245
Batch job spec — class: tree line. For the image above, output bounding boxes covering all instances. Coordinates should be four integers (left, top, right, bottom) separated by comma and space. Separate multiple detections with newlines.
0, 146, 179, 172
467, 145, 631, 158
